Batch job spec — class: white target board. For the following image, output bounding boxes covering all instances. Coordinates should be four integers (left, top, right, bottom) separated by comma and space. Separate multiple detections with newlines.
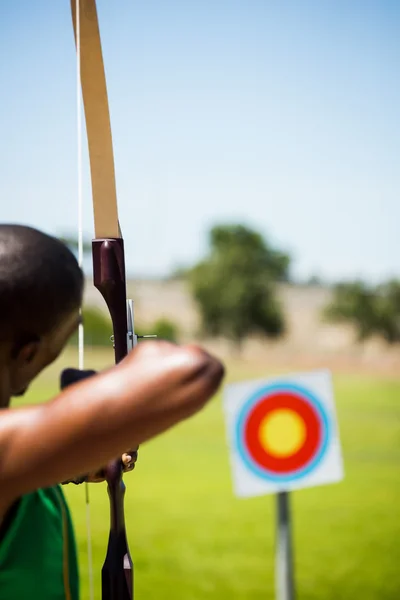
223, 370, 344, 498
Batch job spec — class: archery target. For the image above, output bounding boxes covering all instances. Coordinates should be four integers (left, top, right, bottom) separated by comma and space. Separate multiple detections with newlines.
223, 371, 344, 497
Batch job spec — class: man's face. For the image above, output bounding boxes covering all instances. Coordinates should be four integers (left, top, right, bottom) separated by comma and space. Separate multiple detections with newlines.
11, 310, 81, 397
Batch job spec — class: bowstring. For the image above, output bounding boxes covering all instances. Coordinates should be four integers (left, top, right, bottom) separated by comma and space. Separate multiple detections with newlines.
76, 2, 94, 599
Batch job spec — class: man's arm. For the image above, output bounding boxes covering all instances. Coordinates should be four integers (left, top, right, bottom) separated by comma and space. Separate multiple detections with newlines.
0, 342, 224, 517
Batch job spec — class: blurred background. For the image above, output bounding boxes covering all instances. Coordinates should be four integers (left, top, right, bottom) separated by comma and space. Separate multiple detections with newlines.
1, 1, 399, 599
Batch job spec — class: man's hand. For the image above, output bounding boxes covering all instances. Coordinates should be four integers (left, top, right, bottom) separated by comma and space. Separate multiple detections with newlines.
63, 448, 138, 485
87, 449, 138, 483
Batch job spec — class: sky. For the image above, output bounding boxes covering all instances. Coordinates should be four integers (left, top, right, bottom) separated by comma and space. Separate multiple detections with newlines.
0, 0, 399, 282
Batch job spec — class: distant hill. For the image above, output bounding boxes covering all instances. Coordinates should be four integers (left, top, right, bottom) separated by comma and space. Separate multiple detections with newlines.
83, 279, 400, 375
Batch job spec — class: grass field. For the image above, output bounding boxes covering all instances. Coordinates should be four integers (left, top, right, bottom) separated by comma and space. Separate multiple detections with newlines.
16, 350, 400, 600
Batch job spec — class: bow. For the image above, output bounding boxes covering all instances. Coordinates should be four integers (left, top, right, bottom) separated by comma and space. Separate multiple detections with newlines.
71, 1, 134, 598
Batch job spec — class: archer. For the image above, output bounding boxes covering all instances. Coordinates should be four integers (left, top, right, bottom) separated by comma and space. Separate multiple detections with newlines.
0, 224, 224, 600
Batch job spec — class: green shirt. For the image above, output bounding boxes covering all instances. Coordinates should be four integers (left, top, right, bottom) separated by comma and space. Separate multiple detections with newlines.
0, 485, 79, 600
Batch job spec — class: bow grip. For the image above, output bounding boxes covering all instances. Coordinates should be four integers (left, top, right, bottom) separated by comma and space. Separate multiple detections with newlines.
60, 368, 97, 390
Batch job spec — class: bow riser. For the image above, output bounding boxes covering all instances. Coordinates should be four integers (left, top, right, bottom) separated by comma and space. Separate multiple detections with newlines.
102, 470, 133, 600
92, 238, 128, 363
92, 237, 133, 599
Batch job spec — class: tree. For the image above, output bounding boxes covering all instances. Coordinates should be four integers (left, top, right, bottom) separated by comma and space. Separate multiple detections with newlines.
306, 275, 323, 286
323, 280, 400, 344
373, 280, 400, 343
151, 318, 179, 342
68, 306, 112, 347
189, 224, 289, 347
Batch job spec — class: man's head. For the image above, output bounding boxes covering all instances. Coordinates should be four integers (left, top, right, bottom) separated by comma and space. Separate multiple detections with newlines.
0, 225, 84, 403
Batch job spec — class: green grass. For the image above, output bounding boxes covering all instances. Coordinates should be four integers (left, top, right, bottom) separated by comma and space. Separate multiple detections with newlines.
16, 350, 400, 599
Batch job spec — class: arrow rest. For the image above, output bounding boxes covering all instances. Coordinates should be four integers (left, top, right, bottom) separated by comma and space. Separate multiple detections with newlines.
110, 300, 157, 350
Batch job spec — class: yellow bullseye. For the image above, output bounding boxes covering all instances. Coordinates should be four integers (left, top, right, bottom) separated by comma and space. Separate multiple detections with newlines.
259, 409, 306, 458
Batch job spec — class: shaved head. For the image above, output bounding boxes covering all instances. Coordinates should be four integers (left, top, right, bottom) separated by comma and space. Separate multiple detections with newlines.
0, 224, 84, 346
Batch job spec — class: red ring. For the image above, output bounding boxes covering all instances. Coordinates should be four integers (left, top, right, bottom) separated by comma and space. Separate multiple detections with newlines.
243, 392, 322, 474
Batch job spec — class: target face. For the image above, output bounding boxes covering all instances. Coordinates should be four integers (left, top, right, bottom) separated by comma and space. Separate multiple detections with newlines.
235, 383, 330, 483
224, 371, 344, 497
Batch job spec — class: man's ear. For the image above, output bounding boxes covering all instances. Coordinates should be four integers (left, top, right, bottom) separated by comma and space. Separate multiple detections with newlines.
12, 339, 40, 365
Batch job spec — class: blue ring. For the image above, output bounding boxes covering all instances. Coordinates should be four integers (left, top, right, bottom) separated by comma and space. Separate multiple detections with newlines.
234, 382, 331, 483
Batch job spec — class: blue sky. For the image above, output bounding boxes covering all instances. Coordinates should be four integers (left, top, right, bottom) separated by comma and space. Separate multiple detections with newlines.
0, 1, 399, 282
